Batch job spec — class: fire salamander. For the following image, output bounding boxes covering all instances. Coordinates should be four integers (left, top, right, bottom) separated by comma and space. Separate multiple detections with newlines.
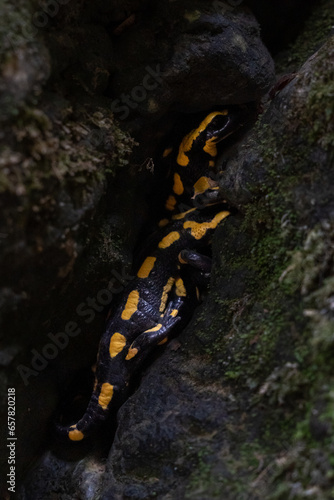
57, 107, 249, 442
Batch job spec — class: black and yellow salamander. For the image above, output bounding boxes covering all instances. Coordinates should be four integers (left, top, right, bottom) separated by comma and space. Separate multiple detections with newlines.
57, 108, 249, 442
158, 105, 250, 219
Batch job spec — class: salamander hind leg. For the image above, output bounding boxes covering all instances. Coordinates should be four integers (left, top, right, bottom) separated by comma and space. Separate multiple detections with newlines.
125, 270, 201, 362
125, 301, 182, 362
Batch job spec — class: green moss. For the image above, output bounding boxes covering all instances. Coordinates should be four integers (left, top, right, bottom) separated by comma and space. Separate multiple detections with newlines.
247, 219, 334, 498
185, 448, 213, 497
304, 54, 334, 149
186, 20, 334, 498
0, 104, 135, 196
0, 0, 35, 62
275, 0, 334, 74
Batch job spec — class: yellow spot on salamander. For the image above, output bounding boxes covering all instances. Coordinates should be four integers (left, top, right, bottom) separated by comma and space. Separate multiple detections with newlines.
160, 277, 175, 312
184, 211, 230, 240
204, 136, 219, 157
209, 160, 215, 167
98, 382, 114, 410
109, 332, 126, 358
146, 323, 162, 333
173, 173, 184, 195
163, 147, 173, 157
193, 176, 212, 197
158, 218, 169, 228
172, 207, 197, 220
158, 337, 168, 345
165, 194, 177, 211
121, 290, 140, 320
170, 309, 178, 317
175, 277, 186, 297
177, 111, 228, 166
125, 347, 138, 360
68, 426, 84, 441
158, 231, 180, 249
196, 287, 200, 300
137, 256, 156, 278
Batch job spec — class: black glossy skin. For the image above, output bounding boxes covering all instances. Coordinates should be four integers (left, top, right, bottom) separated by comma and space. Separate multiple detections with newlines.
57, 108, 245, 442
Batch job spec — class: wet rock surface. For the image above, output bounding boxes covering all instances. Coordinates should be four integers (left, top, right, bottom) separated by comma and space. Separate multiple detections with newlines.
1, 0, 333, 498
108, 2, 275, 118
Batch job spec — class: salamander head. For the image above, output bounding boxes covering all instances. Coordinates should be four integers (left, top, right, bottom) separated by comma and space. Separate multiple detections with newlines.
177, 110, 230, 167
177, 104, 258, 171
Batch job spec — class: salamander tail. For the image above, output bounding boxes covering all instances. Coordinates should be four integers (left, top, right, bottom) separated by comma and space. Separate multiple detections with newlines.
55, 388, 111, 442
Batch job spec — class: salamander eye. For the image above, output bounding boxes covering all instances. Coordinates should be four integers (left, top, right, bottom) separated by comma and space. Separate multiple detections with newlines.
205, 114, 231, 141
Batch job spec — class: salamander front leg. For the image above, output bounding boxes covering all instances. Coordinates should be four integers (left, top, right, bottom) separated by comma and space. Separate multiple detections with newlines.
193, 186, 226, 208
178, 249, 213, 291
178, 249, 212, 273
